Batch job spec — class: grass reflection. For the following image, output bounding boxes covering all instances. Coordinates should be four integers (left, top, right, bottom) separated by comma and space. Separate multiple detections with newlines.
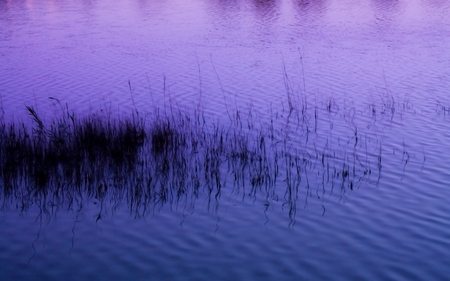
0, 96, 394, 223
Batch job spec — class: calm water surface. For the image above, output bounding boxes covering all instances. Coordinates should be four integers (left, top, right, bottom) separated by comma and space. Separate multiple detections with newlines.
1, 0, 450, 280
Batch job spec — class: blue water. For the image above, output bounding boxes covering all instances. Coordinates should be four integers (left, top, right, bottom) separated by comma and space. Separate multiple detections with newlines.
1, 0, 450, 280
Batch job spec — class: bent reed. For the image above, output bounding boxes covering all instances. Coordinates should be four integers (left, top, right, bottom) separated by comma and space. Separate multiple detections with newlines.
0, 94, 399, 220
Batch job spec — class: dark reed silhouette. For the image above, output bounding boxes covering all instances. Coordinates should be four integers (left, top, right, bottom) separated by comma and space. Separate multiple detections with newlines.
0, 94, 412, 223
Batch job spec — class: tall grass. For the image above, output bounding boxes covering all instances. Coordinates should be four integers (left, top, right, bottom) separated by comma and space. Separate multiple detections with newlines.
0, 93, 400, 221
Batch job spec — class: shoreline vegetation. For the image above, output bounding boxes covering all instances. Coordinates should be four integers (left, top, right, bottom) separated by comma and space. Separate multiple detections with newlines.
0, 91, 421, 222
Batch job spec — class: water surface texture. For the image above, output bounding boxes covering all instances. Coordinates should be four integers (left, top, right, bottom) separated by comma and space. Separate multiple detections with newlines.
1, 0, 450, 280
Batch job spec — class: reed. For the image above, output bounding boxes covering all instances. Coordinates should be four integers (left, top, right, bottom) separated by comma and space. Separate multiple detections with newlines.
0, 94, 397, 221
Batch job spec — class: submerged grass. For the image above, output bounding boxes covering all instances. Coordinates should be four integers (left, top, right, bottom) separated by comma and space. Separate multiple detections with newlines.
0, 94, 403, 222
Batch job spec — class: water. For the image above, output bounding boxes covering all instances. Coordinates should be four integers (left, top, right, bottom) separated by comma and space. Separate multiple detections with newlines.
1, 0, 450, 280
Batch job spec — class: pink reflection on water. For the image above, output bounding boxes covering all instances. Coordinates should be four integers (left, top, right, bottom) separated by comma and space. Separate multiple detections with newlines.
0, 0, 449, 120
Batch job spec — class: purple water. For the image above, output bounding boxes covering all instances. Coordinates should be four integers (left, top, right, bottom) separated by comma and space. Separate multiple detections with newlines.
1, 0, 450, 280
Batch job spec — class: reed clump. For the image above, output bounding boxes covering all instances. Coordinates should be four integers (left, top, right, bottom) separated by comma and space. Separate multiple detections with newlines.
1, 103, 145, 192
0, 94, 396, 221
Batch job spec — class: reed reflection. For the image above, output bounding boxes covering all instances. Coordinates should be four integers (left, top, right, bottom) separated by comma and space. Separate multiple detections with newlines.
0, 90, 409, 227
